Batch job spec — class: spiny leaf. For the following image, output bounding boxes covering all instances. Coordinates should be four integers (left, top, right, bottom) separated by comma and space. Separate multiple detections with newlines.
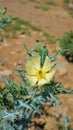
23, 43, 34, 56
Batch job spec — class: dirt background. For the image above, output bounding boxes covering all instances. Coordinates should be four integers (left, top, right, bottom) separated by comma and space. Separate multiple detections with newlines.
0, 0, 73, 129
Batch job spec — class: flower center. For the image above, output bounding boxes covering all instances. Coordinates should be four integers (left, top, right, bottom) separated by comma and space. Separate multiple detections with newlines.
36, 68, 46, 79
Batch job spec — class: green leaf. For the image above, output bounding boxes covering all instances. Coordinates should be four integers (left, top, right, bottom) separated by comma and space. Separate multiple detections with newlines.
23, 43, 34, 56
17, 100, 32, 110
35, 42, 48, 67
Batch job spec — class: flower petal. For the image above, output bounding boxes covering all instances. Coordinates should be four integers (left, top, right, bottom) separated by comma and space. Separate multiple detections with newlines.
30, 55, 40, 69
43, 57, 52, 72
38, 68, 55, 86
38, 78, 47, 86
25, 55, 40, 75
26, 75, 38, 86
25, 61, 36, 75
45, 69, 56, 83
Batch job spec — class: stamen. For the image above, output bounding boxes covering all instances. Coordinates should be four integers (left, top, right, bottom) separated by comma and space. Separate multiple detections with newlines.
36, 68, 46, 79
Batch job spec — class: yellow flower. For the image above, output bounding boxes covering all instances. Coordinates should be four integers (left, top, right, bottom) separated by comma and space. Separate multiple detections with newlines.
25, 55, 56, 86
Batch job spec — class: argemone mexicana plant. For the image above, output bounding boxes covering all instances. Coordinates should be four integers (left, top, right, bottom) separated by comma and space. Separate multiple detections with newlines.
0, 41, 73, 130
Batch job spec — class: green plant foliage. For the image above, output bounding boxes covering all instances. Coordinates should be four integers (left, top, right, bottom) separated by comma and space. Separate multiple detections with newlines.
69, 10, 73, 18
63, 0, 70, 4
35, 5, 49, 11
0, 8, 58, 44
46, 1, 57, 6
35, 1, 57, 11
0, 18, 31, 38
0, 42, 73, 130
0, 14, 55, 41
63, 0, 73, 18
0, 8, 15, 29
60, 31, 73, 62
